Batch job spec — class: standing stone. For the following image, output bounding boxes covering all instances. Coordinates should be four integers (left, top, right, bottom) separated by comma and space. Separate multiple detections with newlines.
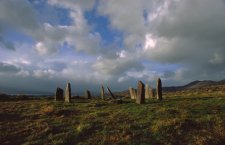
156, 78, 162, 100
65, 83, 71, 103
134, 89, 137, 99
100, 85, 104, 99
85, 90, 92, 99
107, 86, 116, 99
149, 87, 155, 98
129, 87, 136, 99
55, 88, 64, 101
136, 81, 145, 104
129, 87, 137, 99
145, 84, 150, 99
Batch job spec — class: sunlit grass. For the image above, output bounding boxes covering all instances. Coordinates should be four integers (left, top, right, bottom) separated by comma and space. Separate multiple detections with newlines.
0, 91, 225, 145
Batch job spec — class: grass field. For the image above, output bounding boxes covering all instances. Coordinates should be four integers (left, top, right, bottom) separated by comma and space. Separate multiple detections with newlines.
0, 93, 225, 145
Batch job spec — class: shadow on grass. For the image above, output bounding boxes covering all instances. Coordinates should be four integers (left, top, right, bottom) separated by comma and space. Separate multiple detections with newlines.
0, 113, 23, 122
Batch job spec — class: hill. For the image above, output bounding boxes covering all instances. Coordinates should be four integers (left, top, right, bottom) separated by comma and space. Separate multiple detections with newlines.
163, 79, 225, 92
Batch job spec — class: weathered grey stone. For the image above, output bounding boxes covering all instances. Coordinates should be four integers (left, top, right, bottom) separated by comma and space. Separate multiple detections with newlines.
107, 86, 116, 99
145, 84, 155, 98
108, 99, 123, 104
136, 81, 145, 104
129, 87, 137, 99
85, 90, 92, 99
100, 85, 104, 99
145, 84, 150, 99
150, 87, 155, 98
65, 83, 71, 103
156, 78, 162, 100
55, 88, 64, 101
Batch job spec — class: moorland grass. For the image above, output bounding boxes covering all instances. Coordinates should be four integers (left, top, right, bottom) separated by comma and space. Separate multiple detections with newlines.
0, 95, 225, 145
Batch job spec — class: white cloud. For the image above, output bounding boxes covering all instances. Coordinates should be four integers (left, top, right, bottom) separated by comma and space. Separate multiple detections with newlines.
35, 42, 52, 55
33, 9, 102, 55
1, 0, 225, 93
33, 69, 56, 78
92, 55, 143, 76
144, 34, 157, 50
116, 50, 126, 58
16, 70, 30, 77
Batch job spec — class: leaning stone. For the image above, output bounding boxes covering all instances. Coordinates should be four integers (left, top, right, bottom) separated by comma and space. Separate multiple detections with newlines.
85, 90, 92, 99
100, 85, 104, 99
107, 86, 116, 99
55, 88, 64, 101
156, 78, 162, 100
136, 81, 145, 104
65, 83, 71, 103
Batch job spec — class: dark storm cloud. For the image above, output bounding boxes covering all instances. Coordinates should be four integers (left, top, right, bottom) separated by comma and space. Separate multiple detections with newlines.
144, 0, 225, 81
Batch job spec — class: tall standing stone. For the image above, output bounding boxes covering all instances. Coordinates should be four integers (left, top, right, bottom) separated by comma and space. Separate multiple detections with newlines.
129, 87, 137, 99
55, 88, 64, 101
100, 85, 104, 99
85, 90, 92, 99
145, 84, 150, 99
136, 81, 145, 104
156, 78, 162, 100
65, 83, 71, 103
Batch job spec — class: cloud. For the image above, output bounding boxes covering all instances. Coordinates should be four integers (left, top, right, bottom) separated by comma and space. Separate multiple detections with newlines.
33, 7, 102, 55
0, 62, 21, 73
33, 69, 56, 78
0, 0, 102, 55
97, 0, 149, 49
209, 51, 225, 65
92, 53, 143, 76
48, 0, 95, 10
96, 0, 225, 84
1, 0, 225, 93
0, 0, 39, 50
0, 0, 40, 32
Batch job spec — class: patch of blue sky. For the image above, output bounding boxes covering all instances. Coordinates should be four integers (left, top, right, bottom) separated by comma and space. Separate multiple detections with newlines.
2, 28, 34, 45
84, 5, 124, 47
29, 0, 73, 26
143, 9, 149, 26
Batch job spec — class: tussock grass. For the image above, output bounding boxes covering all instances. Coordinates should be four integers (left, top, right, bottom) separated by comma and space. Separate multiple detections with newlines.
0, 93, 225, 145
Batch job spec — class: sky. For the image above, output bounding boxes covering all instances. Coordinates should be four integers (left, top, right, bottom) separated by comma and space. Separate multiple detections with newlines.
0, 0, 225, 94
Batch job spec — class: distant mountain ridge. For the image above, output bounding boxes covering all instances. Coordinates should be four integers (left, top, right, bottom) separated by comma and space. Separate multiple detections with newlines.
163, 79, 225, 92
